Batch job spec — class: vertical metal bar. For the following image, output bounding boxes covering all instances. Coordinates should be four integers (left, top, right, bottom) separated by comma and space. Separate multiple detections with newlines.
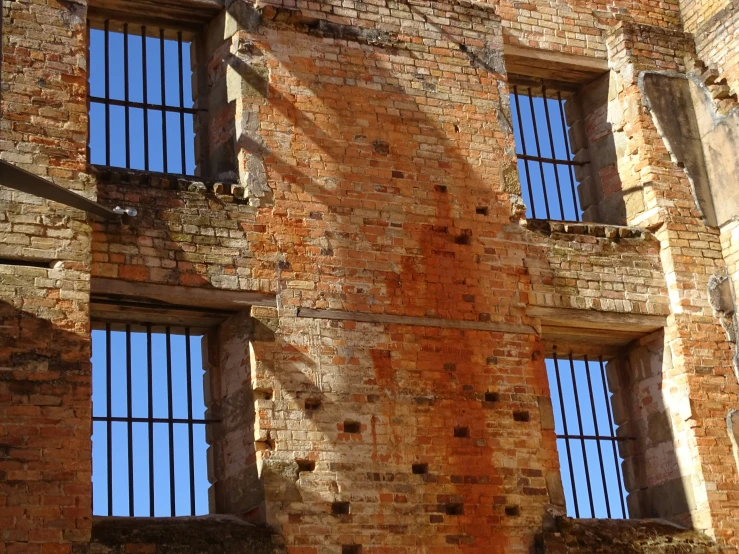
105, 323, 113, 517
160, 29, 168, 173
584, 355, 612, 518
557, 90, 580, 222
568, 353, 595, 517
599, 356, 628, 518
142, 27, 149, 171
86, 20, 91, 165
185, 328, 196, 515
541, 83, 565, 219
123, 23, 130, 169
126, 325, 134, 517
178, 32, 187, 175
553, 353, 579, 518
166, 327, 176, 516
104, 20, 110, 167
527, 87, 551, 219
512, 86, 536, 219
147, 324, 155, 517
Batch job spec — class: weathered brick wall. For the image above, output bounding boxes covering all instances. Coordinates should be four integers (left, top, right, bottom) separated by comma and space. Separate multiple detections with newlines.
539, 517, 719, 553
603, 21, 739, 547
679, 0, 739, 95
525, 221, 669, 315
0, 0, 93, 552
92, 168, 276, 292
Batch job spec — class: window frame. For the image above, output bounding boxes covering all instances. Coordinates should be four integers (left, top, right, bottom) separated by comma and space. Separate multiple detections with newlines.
85, 12, 211, 178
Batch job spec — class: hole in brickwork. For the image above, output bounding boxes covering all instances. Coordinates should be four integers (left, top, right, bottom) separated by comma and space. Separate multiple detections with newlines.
444, 362, 456, 371
454, 234, 471, 245
332, 502, 351, 515
434, 185, 447, 193
453, 426, 470, 438
392, 170, 404, 178
0, 257, 55, 268
476, 206, 489, 216
513, 411, 530, 422
505, 505, 521, 517
412, 463, 428, 475
296, 459, 315, 473
484, 391, 500, 403
342, 546, 362, 554
445, 503, 464, 515
454, 123, 460, 133
253, 388, 272, 400
372, 140, 389, 156
305, 398, 321, 410
343, 420, 361, 434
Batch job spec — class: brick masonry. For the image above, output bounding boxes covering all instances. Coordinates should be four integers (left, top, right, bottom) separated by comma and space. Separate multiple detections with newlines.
3, 0, 739, 553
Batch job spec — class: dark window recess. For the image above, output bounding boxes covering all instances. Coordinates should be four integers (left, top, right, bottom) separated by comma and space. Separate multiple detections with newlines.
547, 353, 632, 519
87, 20, 200, 176
510, 82, 583, 221
91, 324, 216, 517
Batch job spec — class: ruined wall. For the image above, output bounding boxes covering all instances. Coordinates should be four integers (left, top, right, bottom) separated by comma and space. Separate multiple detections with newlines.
525, 221, 668, 315
92, 168, 276, 292
0, 0, 93, 551
4, 0, 739, 553
679, 0, 739, 95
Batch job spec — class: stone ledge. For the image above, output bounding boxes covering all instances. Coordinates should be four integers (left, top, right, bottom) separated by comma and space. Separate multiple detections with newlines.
89, 515, 284, 554
538, 517, 718, 553
525, 218, 652, 240
89, 165, 250, 201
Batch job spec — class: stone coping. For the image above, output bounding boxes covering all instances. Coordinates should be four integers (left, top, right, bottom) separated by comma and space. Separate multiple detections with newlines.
91, 515, 282, 553
525, 218, 653, 240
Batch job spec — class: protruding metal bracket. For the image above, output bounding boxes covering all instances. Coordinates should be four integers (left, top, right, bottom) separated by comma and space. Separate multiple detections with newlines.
0, 160, 119, 220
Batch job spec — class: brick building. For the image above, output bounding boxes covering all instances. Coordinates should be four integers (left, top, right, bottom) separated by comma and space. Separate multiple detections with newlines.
2, 0, 739, 552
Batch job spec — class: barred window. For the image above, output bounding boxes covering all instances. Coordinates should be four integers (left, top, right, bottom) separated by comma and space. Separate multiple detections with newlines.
87, 20, 200, 176
546, 353, 630, 518
91, 324, 213, 516
510, 81, 583, 222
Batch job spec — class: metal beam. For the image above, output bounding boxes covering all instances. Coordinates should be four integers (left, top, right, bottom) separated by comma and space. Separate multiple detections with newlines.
0, 160, 119, 220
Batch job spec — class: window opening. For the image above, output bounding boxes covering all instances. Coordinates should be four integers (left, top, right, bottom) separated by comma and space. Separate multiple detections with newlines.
87, 20, 199, 175
510, 82, 584, 221
91, 323, 214, 516
546, 353, 631, 518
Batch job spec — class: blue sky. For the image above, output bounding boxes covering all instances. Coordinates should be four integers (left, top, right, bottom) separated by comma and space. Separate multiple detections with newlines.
510, 91, 582, 221
88, 27, 197, 175
91, 328, 210, 516
547, 357, 628, 518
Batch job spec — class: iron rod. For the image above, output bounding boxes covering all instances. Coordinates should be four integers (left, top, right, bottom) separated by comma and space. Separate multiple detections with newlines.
105, 323, 113, 517
178, 32, 187, 176
557, 90, 581, 222
584, 355, 612, 518
600, 356, 628, 518
527, 87, 551, 219
512, 86, 537, 218
160, 28, 168, 173
88, 96, 200, 115
166, 327, 176, 516
516, 154, 586, 166
142, 27, 149, 171
568, 353, 595, 517
186, 328, 196, 515
552, 353, 579, 518
126, 325, 134, 516
123, 23, 130, 169
93, 416, 215, 424
541, 83, 565, 219
104, 20, 110, 167
147, 324, 154, 517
